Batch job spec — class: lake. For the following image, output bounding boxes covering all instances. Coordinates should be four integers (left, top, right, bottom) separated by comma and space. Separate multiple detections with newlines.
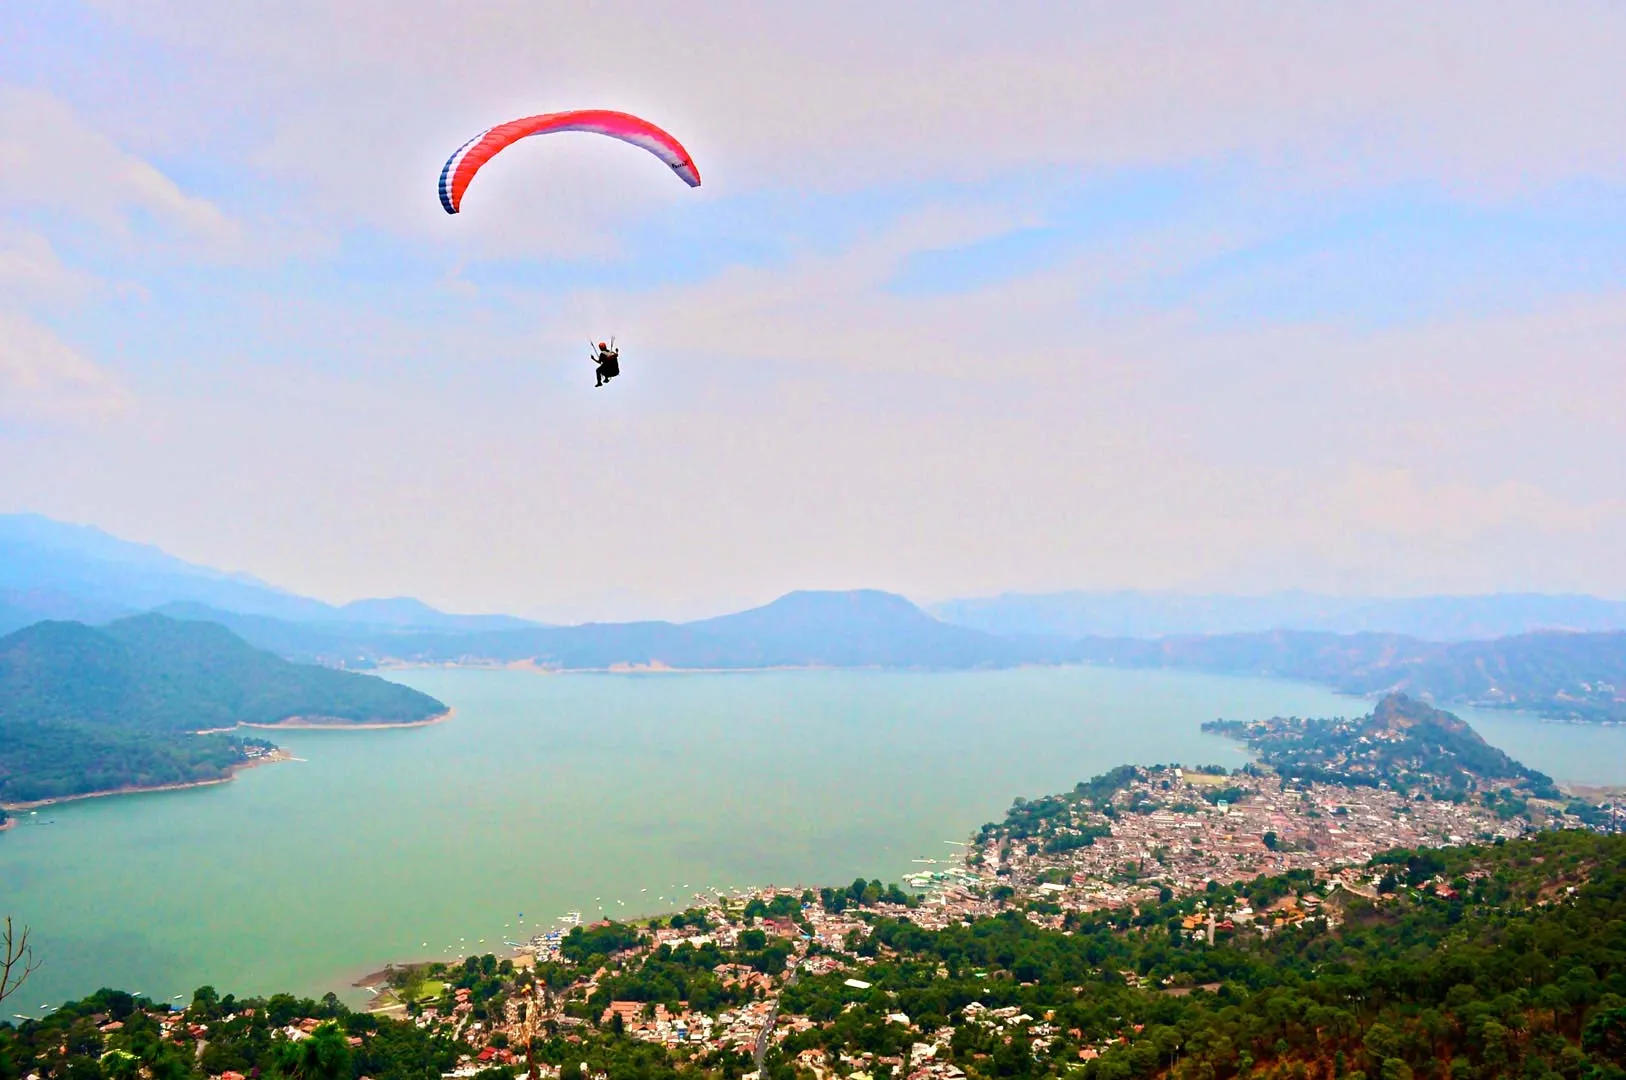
4, 666, 1623, 1014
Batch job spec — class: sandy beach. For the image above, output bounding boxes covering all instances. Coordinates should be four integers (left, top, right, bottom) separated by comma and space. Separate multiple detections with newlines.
382, 659, 855, 676
195, 708, 455, 734
239, 708, 455, 730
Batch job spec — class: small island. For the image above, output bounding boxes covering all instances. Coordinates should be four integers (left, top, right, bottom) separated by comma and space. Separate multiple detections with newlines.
0, 614, 448, 808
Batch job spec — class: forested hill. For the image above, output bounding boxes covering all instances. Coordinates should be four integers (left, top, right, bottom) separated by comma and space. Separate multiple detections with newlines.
1204, 692, 1561, 798
0, 615, 446, 804
1, 615, 446, 730
8, 831, 1626, 1080
858, 830, 1626, 1080
1066, 628, 1626, 722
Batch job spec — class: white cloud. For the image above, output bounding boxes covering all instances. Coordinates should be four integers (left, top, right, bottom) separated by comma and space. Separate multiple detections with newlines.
0, 86, 238, 244
1331, 467, 1624, 540
9, 268, 1623, 609
2, 4, 1623, 607
76, 0, 1626, 223
0, 310, 128, 421
529, 203, 1625, 488
0, 226, 98, 302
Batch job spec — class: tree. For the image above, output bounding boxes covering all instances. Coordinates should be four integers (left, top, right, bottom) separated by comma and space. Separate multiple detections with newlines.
0, 916, 40, 1006
191, 984, 222, 1017
101, 1050, 141, 1080
1362, 1023, 1400, 1066
275, 1021, 353, 1080
1583, 1007, 1626, 1067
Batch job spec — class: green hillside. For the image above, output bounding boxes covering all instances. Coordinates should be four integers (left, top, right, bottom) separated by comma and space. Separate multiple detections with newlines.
0, 615, 446, 804
6, 830, 1626, 1080
807, 830, 1626, 1080
1071, 630, 1626, 723
1203, 692, 1561, 799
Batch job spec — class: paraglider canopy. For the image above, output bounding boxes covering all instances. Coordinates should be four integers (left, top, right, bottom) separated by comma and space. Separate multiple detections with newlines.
439, 109, 701, 214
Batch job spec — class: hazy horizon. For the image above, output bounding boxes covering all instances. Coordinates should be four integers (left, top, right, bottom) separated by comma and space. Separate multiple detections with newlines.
5, 3, 1624, 621
10, 509, 1626, 628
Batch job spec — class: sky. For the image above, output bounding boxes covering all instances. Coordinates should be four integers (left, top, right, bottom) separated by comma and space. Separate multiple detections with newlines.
2, 2, 1624, 622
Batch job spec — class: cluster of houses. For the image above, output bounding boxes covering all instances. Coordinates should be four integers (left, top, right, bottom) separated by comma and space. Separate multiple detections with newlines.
964, 768, 1535, 918
371, 762, 1599, 1080
599, 1000, 715, 1047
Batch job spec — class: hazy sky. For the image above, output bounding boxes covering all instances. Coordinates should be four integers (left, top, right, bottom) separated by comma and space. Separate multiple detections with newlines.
3, 2, 1624, 621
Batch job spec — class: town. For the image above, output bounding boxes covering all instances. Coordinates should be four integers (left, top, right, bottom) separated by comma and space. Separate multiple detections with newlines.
10, 698, 1624, 1080
347, 700, 1621, 1080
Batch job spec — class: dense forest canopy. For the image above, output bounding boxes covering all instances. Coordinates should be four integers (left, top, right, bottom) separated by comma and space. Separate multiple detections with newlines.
5, 831, 1626, 1080
0, 615, 446, 803
767, 831, 1626, 1080
1, 616, 446, 732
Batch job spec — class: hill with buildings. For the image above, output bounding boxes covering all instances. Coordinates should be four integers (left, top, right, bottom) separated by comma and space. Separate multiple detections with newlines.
7, 828, 1625, 1080
1202, 692, 1561, 798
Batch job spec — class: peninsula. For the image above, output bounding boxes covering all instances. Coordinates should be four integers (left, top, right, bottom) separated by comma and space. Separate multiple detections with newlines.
7, 694, 1624, 1080
0, 614, 447, 807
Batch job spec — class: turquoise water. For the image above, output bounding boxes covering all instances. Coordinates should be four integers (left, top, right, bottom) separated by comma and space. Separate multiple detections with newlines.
3, 666, 1621, 1015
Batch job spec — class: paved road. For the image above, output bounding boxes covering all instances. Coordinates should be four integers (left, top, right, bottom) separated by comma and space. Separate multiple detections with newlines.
753, 962, 800, 1073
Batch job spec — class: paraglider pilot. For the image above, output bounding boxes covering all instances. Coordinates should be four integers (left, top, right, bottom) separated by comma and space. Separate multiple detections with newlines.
592, 340, 620, 386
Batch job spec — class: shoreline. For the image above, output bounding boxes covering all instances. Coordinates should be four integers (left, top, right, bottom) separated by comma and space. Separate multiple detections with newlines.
345, 880, 851, 997
196, 708, 455, 735
0, 748, 294, 812
371, 663, 1626, 728
3, 710, 454, 814
376, 661, 943, 676
240, 707, 455, 731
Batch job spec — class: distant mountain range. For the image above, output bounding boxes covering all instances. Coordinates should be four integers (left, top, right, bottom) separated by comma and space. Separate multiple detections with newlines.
1066, 629, 1626, 723
3, 513, 1625, 722
134, 596, 1626, 722
930, 590, 1626, 641
157, 590, 1021, 671
0, 514, 543, 636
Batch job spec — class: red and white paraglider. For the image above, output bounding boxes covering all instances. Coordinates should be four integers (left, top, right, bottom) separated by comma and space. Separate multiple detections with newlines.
437, 109, 700, 387
438, 109, 701, 215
